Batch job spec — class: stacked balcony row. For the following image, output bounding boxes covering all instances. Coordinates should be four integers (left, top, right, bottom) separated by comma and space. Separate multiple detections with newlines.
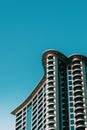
46, 55, 56, 130
32, 85, 46, 130
15, 108, 26, 130
72, 59, 86, 130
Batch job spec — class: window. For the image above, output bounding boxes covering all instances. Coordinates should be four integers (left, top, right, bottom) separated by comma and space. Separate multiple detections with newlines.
70, 108, 73, 112
71, 126, 74, 130
70, 103, 73, 107
69, 81, 72, 85
70, 120, 74, 124
68, 76, 72, 80
69, 92, 73, 96
68, 71, 71, 75
69, 86, 72, 90
70, 97, 73, 101
68, 66, 71, 70
70, 114, 74, 118
43, 87, 46, 94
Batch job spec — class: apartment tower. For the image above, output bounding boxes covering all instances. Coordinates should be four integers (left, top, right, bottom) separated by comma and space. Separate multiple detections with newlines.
11, 50, 87, 130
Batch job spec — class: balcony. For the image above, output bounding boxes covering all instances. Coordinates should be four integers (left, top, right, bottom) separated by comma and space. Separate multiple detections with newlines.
74, 88, 83, 93
47, 119, 55, 124
47, 58, 54, 62
47, 106, 55, 111
73, 78, 82, 83
73, 74, 81, 79
73, 80, 82, 86
73, 73, 82, 79
73, 67, 81, 72
74, 101, 83, 107
47, 68, 54, 73
48, 71, 54, 76
72, 60, 80, 65
73, 70, 81, 75
76, 124, 85, 129
47, 113, 55, 118
49, 125, 56, 130
47, 95, 55, 99
48, 55, 53, 60
74, 95, 84, 100
75, 106, 84, 111
74, 96, 83, 102
74, 84, 82, 91
74, 83, 82, 87
47, 80, 54, 86
75, 111, 85, 117
48, 76, 54, 80
47, 61, 54, 67
76, 118, 85, 123
72, 63, 81, 68
47, 89, 55, 94
47, 101, 55, 105
74, 91, 83, 97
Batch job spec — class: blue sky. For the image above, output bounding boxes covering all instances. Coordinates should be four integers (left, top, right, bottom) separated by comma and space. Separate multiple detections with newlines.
0, 0, 87, 129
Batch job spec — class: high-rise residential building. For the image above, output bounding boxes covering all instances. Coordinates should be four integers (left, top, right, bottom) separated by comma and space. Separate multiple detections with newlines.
11, 50, 87, 130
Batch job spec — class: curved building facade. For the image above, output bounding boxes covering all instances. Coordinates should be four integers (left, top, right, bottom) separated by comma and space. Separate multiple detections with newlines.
11, 50, 87, 130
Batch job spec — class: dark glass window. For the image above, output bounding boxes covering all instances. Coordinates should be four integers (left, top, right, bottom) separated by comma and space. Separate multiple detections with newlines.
70, 114, 74, 118
69, 86, 72, 90
69, 92, 73, 96
43, 87, 46, 94
68, 66, 71, 70
70, 108, 73, 112
71, 126, 74, 130
68, 71, 71, 75
70, 103, 73, 107
71, 120, 74, 124
70, 97, 73, 101
69, 81, 72, 85
69, 76, 72, 80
